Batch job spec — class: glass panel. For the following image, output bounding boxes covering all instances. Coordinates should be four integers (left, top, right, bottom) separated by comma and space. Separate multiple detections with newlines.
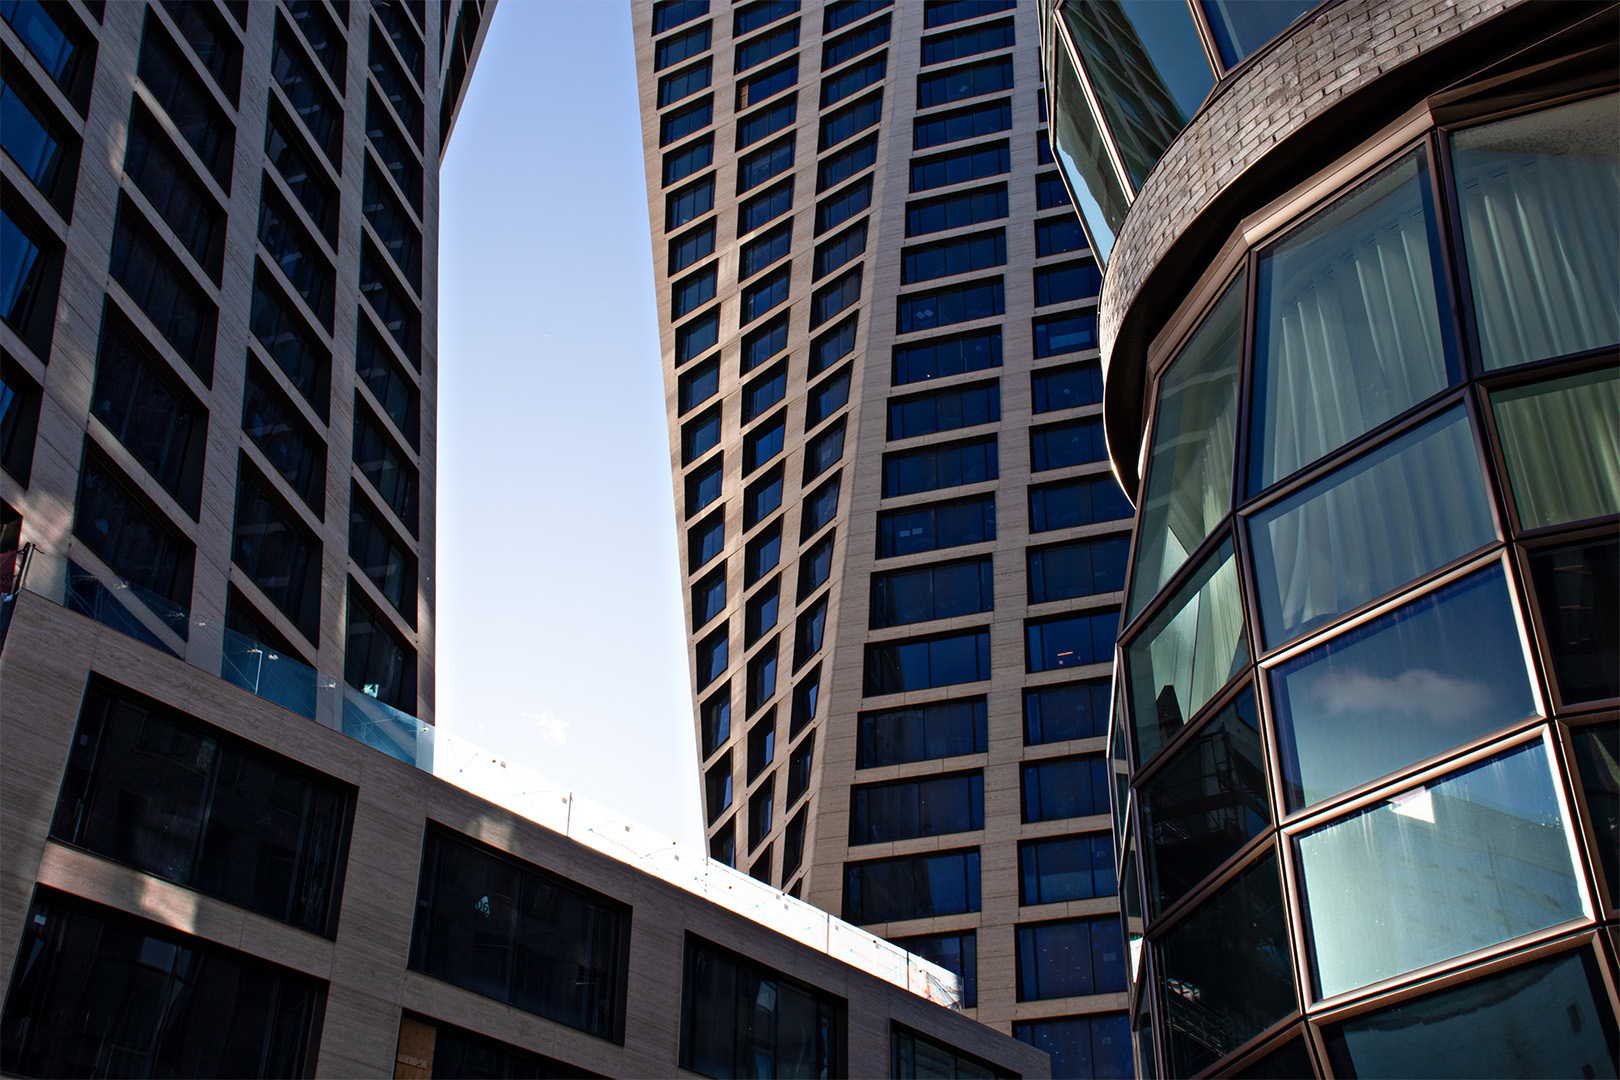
1323, 948, 1617, 1079
1049, 39, 1129, 263
1296, 738, 1586, 1000
1272, 566, 1538, 810
1155, 851, 1295, 1077
1013, 1014, 1133, 1080
1251, 150, 1455, 493
1140, 688, 1270, 916
1571, 725, 1619, 905
1126, 537, 1247, 766
1528, 536, 1619, 705
1128, 272, 1245, 618
1491, 366, 1620, 529
1199, 0, 1315, 68
1451, 93, 1620, 371
1249, 406, 1496, 647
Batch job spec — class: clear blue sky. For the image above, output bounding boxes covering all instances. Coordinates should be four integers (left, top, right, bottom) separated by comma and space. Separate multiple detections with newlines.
436, 1, 703, 846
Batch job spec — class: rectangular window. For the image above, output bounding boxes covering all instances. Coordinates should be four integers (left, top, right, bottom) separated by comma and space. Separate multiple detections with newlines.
655, 23, 711, 71
4, 0, 93, 110
259, 182, 335, 329
863, 627, 990, 695
858, 697, 986, 767
889, 937, 976, 1009
810, 266, 862, 328
139, 16, 234, 185
1016, 917, 1127, 1000
738, 135, 795, 193
851, 771, 982, 844
677, 307, 720, 365
109, 199, 217, 378
1031, 360, 1102, 413
744, 412, 785, 474
805, 366, 851, 428
1037, 173, 1075, 214
233, 457, 321, 639
1025, 610, 1117, 672
1028, 535, 1128, 602
264, 108, 336, 243
744, 361, 787, 422
892, 327, 1002, 384
921, 17, 1013, 66
924, 0, 1015, 29
1, 891, 322, 1075
1031, 416, 1106, 471
741, 263, 790, 324
906, 183, 1008, 237
661, 95, 713, 147
1035, 259, 1101, 307
877, 493, 995, 558
825, 0, 892, 33
888, 380, 999, 441
742, 310, 789, 372
700, 686, 730, 756
693, 565, 726, 631
786, 732, 815, 807
882, 435, 997, 497
816, 132, 877, 193
790, 665, 822, 735
822, 14, 889, 70
735, 21, 799, 73
682, 406, 722, 467
913, 97, 1010, 149
673, 265, 717, 321
1021, 834, 1116, 905
410, 829, 626, 1040
271, 17, 341, 163
870, 556, 993, 628
654, 0, 709, 35
744, 465, 783, 530
748, 775, 774, 849
664, 133, 714, 186
352, 484, 414, 619
1024, 678, 1112, 744
1022, 754, 1109, 821
161, 0, 241, 102
800, 472, 841, 541
0, 354, 42, 485
803, 418, 845, 483
288, 0, 346, 89
1029, 474, 1134, 532
747, 638, 778, 712
2, 65, 78, 210
360, 238, 420, 367
251, 264, 328, 415
91, 309, 204, 514
1037, 130, 1054, 165
746, 521, 781, 585
897, 278, 1003, 333
124, 107, 224, 280
417, 1018, 593, 1080
362, 156, 422, 291
810, 313, 858, 375
1036, 215, 1087, 257
745, 577, 780, 647
52, 679, 350, 933
737, 57, 797, 108
793, 594, 828, 667
686, 453, 724, 517
843, 848, 980, 923
821, 51, 885, 107
354, 399, 419, 534
658, 59, 712, 106
680, 937, 840, 1079
818, 89, 882, 151
369, 21, 422, 146
366, 88, 422, 213
667, 176, 715, 231
910, 140, 1009, 193
1014, 1015, 1134, 1080
739, 220, 791, 279
736, 93, 797, 148
706, 751, 734, 823
797, 528, 835, 599
74, 445, 193, 605
356, 316, 418, 445
917, 56, 1013, 109
670, 220, 717, 274
815, 176, 872, 234
739, 178, 793, 235
689, 510, 725, 572
813, 223, 867, 281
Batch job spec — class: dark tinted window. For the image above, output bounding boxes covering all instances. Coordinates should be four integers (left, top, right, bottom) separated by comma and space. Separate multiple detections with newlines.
870, 556, 993, 628
73, 448, 192, 604
843, 848, 980, 922
1016, 917, 1127, 1000
882, 435, 997, 497
1025, 610, 1117, 672
917, 56, 1013, 108
913, 97, 1010, 149
232, 459, 321, 638
680, 938, 839, 1079
1028, 534, 1128, 602
1023, 678, 1111, 744
91, 310, 203, 512
851, 771, 983, 843
1020, 834, 1116, 905
815, 176, 872, 234
858, 697, 986, 767
902, 230, 1006, 284
1029, 475, 1133, 532
863, 627, 990, 695
1022, 755, 1109, 821
888, 379, 999, 439
1031, 416, 1106, 470
892, 327, 1002, 384
877, 494, 995, 558
655, 23, 711, 70
906, 184, 1007, 237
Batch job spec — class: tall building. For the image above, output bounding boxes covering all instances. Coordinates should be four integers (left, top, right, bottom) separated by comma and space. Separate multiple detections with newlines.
1042, 0, 1619, 1076
635, 1, 1137, 1071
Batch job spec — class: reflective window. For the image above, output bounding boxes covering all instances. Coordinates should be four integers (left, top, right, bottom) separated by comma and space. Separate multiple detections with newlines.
367, 22, 421, 145
746, 522, 782, 586
902, 230, 1006, 285
786, 730, 814, 806
692, 565, 726, 630
1296, 738, 1585, 1000
863, 627, 991, 695
1021, 834, 1116, 905
1, 71, 72, 204
1491, 366, 1620, 530
1030, 360, 1101, 413
661, 96, 713, 147
790, 664, 822, 735
821, 51, 886, 108
260, 184, 334, 328
1034, 310, 1098, 357
743, 412, 785, 474
794, 596, 828, 667
677, 307, 720, 365
1028, 535, 1129, 602
892, 327, 1002, 384
816, 175, 872, 233
782, 805, 808, 879
911, 141, 1009, 193
689, 510, 725, 573
425, 1018, 599, 1080
354, 402, 418, 533
748, 776, 774, 850
343, 580, 414, 711
3, 0, 88, 104
859, 697, 986, 767
745, 362, 787, 423
356, 318, 418, 445
140, 18, 232, 183
1034, 260, 1100, 307
819, 90, 882, 151
924, 0, 1014, 28
1250, 149, 1456, 493
892, 1027, 997, 1078
1139, 689, 1269, 917
811, 267, 862, 329
898, 278, 1005, 334
1029, 475, 1134, 533
362, 157, 420, 291
1036, 216, 1086, 257
823, 14, 888, 70
91, 313, 202, 509
813, 224, 867, 282
742, 310, 789, 371
922, 17, 1013, 67
739, 58, 797, 108
125, 111, 223, 279
1013, 1014, 1132, 1080
664, 133, 714, 187
110, 202, 216, 374
252, 266, 326, 409
804, 420, 845, 484
889, 380, 1000, 439
914, 97, 1011, 149
1529, 536, 1620, 705
681, 356, 721, 414
734, 22, 799, 74
233, 462, 320, 638
410, 830, 625, 1039
696, 624, 727, 688
1200, 0, 1315, 67
801, 472, 841, 540
1126, 538, 1247, 766
817, 132, 878, 193
680, 938, 838, 1079
1017, 916, 1126, 1001
1031, 417, 1106, 471
74, 450, 191, 605
826, 0, 892, 33
1571, 725, 1619, 903
843, 848, 980, 923
655, 23, 711, 71
667, 176, 715, 231
890, 934, 976, 1009
806, 366, 851, 427
851, 771, 983, 843
706, 751, 733, 821
739, 178, 793, 234
658, 59, 712, 106
918, 56, 1013, 109
1025, 610, 1117, 672
710, 817, 736, 865
1128, 273, 1244, 617
738, 135, 794, 192
359, 240, 419, 367
906, 184, 1008, 237
883, 435, 997, 497
741, 263, 789, 323
654, 0, 709, 35
700, 686, 730, 757
745, 574, 779, 642
1023, 678, 1111, 744
1037, 172, 1072, 210
746, 638, 778, 712
878, 493, 995, 558
1048, 37, 1127, 263
1022, 754, 1109, 822
272, 18, 342, 162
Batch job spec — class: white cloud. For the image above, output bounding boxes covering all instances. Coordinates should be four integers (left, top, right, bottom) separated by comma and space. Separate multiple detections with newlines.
520, 710, 570, 747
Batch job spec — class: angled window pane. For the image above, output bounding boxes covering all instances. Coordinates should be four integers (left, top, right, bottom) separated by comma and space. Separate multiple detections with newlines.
1491, 366, 1620, 530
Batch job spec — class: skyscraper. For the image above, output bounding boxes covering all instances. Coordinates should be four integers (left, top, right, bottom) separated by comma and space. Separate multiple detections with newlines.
1042, 0, 1619, 1075
635, 1, 1136, 1070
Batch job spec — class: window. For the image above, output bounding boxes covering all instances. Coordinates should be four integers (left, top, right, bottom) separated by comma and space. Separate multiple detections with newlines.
782, 809, 808, 881
162, 0, 242, 102
655, 23, 711, 70
362, 157, 421, 291
748, 777, 774, 850
693, 565, 726, 630
3, 0, 93, 110
680, 937, 839, 1079
1021, 834, 1116, 905
1035, 260, 1101, 307
823, 15, 889, 71
811, 267, 862, 328
366, 88, 422, 213
747, 638, 778, 712
806, 366, 851, 427
410, 829, 626, 1040
918, 56, 1013, 108
790, 664, 822, 735
747, 710, 776, 778
233, 459, 320, 639
1025, 610, 1117, 673
742, 310, 789, 372
664, 133, 714, 187
744, 361, 787, 422
260, 183, 335, 329
670, 220, 716, 273
914, 98, 1010, 149
673, 264, 717, 321
797, 529, 835, 600
344, 578, 415, 710
1036, 171, 1072, 210
786, 730, 815, 806
1022, 755, 1109, 821
681, 405, 722, 466
816, 178, 872, 238
893, 1026, 1000, 1077
1, 66, 78, 210
90, 309, 204, 513
803, 419, 845, 483
1031, 417, 1105, 471
816, 132, 877, 192
700, 686, 730, 757
863, 627, 990, 695
109, 199, 216, 377
354, 401, 419, 534
356, 316, 418, 445
139, 17, 232, 185
882, 435, 997, 497
858, 697, 986, 767
125, 108, 224, 280
821, 51, 886, 107
710, 817, 736, 865
1028, 535, 1128, 602
1029, 474, 1133, 532
818, 90, 882, 151
851, 771, 982, 843
739, 259, 789, 322
737, 93, 797, 148
801, 472, 841, 540
739, 178, 793, 235
1024, 679, 1112, 744
1031, 360, 1102, 413
812, 223, 867, 281
252, 264, 328, 414
892, 327, 1002, 384
271, 17, 341, 163
889, 937, 977, 1010
685, 454, 724, 516
745, 521, 781, 585
351, 487, 413, 619
888, 380, 999, 439
793, 595, 828, 667
825, 0, 892, 33
288, 0, 345, 89
924, 0, 1014, 29
905, 230, 1007, 287
738, 135, 794, 193
658, 59, 712, 106
368, 21, 423, 146
910, 141, 1009, 194
1016, 917, 1127, 1000
696, 624, 728, 689
654, 0, 709, 34
660, 95, 713, 146
689, 510, 724, 572
877, 493, 995, 558
737, 57, 797, 108
921, 17, 1013, 66
1036, 215, 1086, 257
1014, 1015, 1132, 1080
744, 411, 785, 473
897, 278, 1003, 333
676, 306, 720, 365
1, 891, 322, 1076
52, 679, 349, 933
667, 176, 715, 231
74, 446, 193, 605
735, 21, 799, 75
417, 1018, 598, 1080
1037, 130, 1054, 165
360, 239, 420, 366
843, 848, 980, 923
907, 184, 1008, 236
0, 355, 42, 485
743, 461, 781, 529
870, 556, 992, 629
811, 313, 858, 375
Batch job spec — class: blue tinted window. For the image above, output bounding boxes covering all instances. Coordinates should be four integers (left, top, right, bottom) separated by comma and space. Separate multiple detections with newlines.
917, 56, 1013, 108
1029, 476, 1132, 533
906, 184, 1008, 236
736, 93, 797, 148
693, 566, 726, 630
1031, 417, 1106, 470
670, 220, 716, 274
790, 664, 822, 735
811, 313, 858, 375
825, 0, 893, 33
921, 17, 1013, 66
745, 575, 780, 642
1031, 360, 1101, 412
1035, 259, 1101, 306
1034, 310, 1098, 357
734, 0, 798, 36
744, 361, 787, 421
660, 96, 713, 146
1024, 678, 1111, 743
1036, 171, 1072, 209
910, 141, 1009, 193
739, 221, 792, 279
877, 494, 995, 557
742, 311, 789, 372
797, 529, 836, 600
858, 697, 987, 767
1038, 131, 1054, 165
815, 176, 873, 234
801, 473, 841, 540
819, 90, 882, 151
696, 625, 728, 689
822, 15, 889, 70
805, 366, 851, 427
664, 135, 714, 187
741, 264, 790, 324
744, 411, 786, 473
667, 176, 715, 231
892, 327, 1002, 384
676, 307, 720, 365
1036, 216, 1086, 257
739, 178, 793, 234
902, 231, 1006, 284
746, 522, 782, 585
672, 265, 717, 320
913, 98, 1011, 149
701, 687, 731, 758
1028, 534, 1129, 602
811, 267, 862, 328
654, 0, 709, 35
744, 465, 783, 529
816, 133, 878, 193
655, 23, 711, 70
746, 709, 776, 777
897, 279, 1004, 333
681, 404, 722, 463
1025, 610, 1117, 672
803, 419, 845, 483
685, 455, 724, 517
888, 380, 1000, 439
843, 848, 980, 922
1202, 0, 1316, 67
821, 52, 886, 107
735, 22, 799, 72
738, 136, 795, 192
883, 435, 997, 497
1014, 1015, 1133, 1080
851, 771, 983, 843
813, 223, 868, 281
871, 556, 993, 629
746, 639, 778, 712
1016, 917, 1126, 1000
689, 511, 725, 572
1021, 835, 1116, 904
738, 59, 798, 109
793, 595, 828, 666
658, 60, 712, 106
890, 933, 977, 1008
863, 627, 991, 695
1022, 755, 1109, 821
924, 0, 1015, 28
